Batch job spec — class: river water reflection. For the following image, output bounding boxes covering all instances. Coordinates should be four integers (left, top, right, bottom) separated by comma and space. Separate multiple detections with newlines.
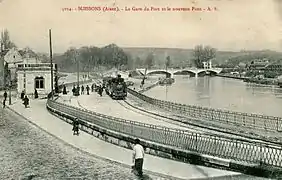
144, 75, 282, 117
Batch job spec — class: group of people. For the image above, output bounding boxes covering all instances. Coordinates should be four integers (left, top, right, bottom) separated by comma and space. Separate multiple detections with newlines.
69, 83, 104, 97
2, 89, 33, 109
71, 85, 91, 96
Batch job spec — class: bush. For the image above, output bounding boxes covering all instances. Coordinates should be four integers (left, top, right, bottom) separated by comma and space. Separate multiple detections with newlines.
264, 71, 279, 78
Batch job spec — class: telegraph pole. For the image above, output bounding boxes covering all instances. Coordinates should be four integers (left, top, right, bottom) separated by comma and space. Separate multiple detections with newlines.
8, 70, 11, 105
49, 29, 54, 99
76, 51, 80, 96
1, 43, 3, 87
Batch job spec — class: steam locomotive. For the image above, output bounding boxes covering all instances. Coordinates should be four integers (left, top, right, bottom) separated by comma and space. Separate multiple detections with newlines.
104, 75, 127, 100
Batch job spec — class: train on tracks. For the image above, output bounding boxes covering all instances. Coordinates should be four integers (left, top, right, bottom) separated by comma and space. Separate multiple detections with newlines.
103, 75, 127, 100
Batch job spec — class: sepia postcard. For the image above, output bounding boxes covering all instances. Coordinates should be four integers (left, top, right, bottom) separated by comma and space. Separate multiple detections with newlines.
0, 0, 281, 179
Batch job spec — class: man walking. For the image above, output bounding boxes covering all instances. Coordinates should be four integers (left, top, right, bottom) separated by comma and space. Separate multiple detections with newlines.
3, 91, 7, 101
3, 91, 7, 108
132, 138, 144, 177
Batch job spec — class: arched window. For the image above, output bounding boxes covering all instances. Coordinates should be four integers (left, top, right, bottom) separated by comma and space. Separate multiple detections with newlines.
35, 76, 44, 89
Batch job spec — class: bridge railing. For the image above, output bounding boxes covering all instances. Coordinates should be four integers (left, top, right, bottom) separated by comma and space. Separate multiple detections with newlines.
126, 88, 282, 132
46, 98, 282, 167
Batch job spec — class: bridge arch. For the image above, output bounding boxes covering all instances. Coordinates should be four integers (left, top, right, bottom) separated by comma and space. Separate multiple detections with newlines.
146, 70, 172, 77
173, 70, 197, 77
206, 69, 220, 75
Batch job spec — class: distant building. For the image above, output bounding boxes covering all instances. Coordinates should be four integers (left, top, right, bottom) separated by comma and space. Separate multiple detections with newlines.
202, 60, 212, 69
0, 47, 41, 83
264, 63, 282, 71
3, 47, 24, 81
17, 63, 57, 95
249, 59, 269, 70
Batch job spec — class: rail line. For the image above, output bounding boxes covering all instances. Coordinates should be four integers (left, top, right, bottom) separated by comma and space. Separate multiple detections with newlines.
118, 98, 282, 145
92, 78, 282, 144
115, 100, 208, 133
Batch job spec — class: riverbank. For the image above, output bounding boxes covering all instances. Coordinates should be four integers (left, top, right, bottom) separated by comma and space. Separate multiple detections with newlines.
216, 73, 280, 87
216, 74, 247, 80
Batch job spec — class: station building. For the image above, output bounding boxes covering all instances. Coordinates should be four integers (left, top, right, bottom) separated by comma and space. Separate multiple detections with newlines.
17, 62, 57, 95
0, 46, 57, 95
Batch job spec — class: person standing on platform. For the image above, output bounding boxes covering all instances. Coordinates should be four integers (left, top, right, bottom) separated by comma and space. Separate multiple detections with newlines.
98, 85, 103, 96
23, 95, 29, 108
132, 138, 144, 177
21, 91, 25, 99
72, 86, 76, 96
86, 85, 90, 95
81, 85, 85, 95
91, 84, 94, 92
34, 89, 38, 99
63, 85, 67, 95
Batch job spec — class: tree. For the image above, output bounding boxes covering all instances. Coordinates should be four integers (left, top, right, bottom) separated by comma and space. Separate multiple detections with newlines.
193, 45, 216, 68
135, 56, 143, 67
1, 29, 16, 49
165, 56, 171, 68
3, 62, 9, 87
145, 52, 154, 69
126, 54, 135, 70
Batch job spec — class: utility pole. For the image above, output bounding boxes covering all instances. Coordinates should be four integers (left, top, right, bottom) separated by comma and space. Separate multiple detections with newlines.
49, 29, 54, 99
0, 43, 4, 88
8, 70, 11, 105
76, 51, 80, 96
88, 56, 92, 79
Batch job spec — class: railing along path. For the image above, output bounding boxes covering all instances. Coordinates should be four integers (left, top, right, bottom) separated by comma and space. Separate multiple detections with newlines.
126, 88, 282, 132
47, 99, 282, 167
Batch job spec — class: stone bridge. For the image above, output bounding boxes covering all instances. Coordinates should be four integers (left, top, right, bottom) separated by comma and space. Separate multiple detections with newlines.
136, 68, 223, 78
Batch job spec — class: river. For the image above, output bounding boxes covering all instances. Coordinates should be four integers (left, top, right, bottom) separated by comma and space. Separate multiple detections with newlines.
143, 75, 282, 117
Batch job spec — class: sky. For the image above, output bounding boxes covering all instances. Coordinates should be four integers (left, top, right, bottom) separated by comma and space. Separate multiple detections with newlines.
0, 0, 281, 53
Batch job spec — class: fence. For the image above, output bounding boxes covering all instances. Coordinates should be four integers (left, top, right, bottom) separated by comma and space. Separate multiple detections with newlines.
47, 99, 282, 167
127, 88, 282, 132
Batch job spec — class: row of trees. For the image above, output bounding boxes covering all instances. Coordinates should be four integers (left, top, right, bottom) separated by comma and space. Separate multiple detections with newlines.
54, 44, 130, 72
55, 45, 174, 72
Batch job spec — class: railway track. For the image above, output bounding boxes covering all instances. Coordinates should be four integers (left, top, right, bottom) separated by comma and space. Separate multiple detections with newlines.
83, 79, 282, 145
119, 97, 282, 146
115, 100, 208, 134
